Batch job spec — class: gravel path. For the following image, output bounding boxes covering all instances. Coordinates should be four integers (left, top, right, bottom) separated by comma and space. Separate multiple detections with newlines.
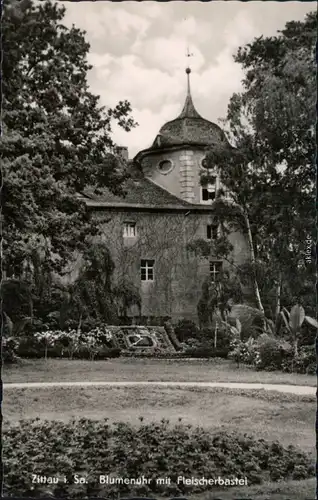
3, 381, 317, 394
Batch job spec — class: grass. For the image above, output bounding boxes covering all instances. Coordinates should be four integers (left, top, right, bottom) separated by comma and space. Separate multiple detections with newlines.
163, 478, 316, 499
4, 379, 316, 499
4, 358, 316, 499
3, 357, 317, 386
4, 385, 316, 457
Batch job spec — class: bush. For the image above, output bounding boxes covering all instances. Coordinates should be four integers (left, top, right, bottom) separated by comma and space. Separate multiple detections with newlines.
73, 346, 121, 360
15, 333, 121, 360
2, 337, 19, 364
228, 304, 265, 340
200, 326, 232, 353
184, 337, 201, 348
228, 338, 258, 366
95, 347, 121, 359
228, 335, 316, 375
3, 419, 314, 498
16, 337, 45, 358
257, 341, 280, 371
15, 327, 116, 359
183, 346, 229, 359
174, 319, 199, 343
281, 345, 316, 374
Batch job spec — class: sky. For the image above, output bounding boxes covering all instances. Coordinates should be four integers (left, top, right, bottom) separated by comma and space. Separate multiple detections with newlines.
61, 1, 313, 159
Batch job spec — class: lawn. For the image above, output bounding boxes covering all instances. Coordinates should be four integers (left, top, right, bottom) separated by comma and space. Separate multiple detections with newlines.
4, 385, 315, 457
4, 381, 316, 499
164, 478, 316, 499
3, 357, 317, 386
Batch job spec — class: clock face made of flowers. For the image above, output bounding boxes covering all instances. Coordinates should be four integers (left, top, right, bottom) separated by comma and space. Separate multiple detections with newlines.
127, 334, 156, 348
113, 326, 175, 351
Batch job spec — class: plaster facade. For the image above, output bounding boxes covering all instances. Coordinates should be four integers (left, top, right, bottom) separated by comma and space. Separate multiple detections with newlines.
75, 69, 251, 324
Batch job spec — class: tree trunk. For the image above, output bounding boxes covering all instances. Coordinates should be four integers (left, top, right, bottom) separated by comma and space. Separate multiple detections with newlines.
214, 323, 218, 349
243, 212, 264, 313
4, 312, 13, 337
29, 297, 34, 324
274, 272, 282, 320
294, 338, 299, 357
77, 313, 82, 334
164, 320, 182, 351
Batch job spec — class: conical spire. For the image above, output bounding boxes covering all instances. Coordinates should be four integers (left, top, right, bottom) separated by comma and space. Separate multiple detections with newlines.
177, 67, 202, 119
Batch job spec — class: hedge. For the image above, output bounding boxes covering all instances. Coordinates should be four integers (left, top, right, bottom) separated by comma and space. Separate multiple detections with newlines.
3, 419, 314, 498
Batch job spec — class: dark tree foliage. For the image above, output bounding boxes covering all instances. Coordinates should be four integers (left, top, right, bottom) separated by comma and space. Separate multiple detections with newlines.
2, 0, 137, 277
200, 12, 316, 316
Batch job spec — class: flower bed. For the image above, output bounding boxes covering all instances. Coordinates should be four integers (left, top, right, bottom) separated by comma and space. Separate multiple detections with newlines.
228, 336, 316, 374
3, 419, 314, 498
13, 325, 177, 360
15, 327, 119, 360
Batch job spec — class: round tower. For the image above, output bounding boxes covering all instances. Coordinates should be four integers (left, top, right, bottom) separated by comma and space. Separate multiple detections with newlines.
135, 68, 229, 204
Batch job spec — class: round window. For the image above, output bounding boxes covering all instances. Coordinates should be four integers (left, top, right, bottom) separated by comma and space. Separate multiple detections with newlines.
201, 158, 208, 168
157, 159, 173, 174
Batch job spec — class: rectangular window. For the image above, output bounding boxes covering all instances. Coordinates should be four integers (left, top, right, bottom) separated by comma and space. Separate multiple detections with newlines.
141, 259, 154, 281
201, 180, 216, 202
207, 224, 218, 240
123, 222, 136, 238
210, 261, 223, 283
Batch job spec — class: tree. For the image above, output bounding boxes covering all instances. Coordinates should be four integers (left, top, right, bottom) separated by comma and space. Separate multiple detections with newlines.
58, 243, 118, 328
197, 268, 242, 327
202, 12, 316, 315
2, 0, 137, 277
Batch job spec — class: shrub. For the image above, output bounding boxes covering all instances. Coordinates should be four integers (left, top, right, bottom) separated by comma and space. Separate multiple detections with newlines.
228, 338, 258, 366
73, 346, 121, 360
207, 325, 232, 351
2, 337, 19, 364
95, 347, 121, 359
255, 336, 294, 371
281, 345, 316, 374
16, 336, 45, 358
3, 420, 314, 498
228, 304, 265, 340
174, 319, 199, 342
184, 337, 201, 348
15, 327, 115, 359
183, 345, 229, 359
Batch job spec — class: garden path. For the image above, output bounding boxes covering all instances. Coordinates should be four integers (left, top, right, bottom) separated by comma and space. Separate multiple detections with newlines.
3, 381, 317, 394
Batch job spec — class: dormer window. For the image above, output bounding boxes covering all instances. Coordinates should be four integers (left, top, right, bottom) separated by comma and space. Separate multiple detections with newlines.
202, 187, 216, 202
201, 178, 216, 203
157, 159, 173, 175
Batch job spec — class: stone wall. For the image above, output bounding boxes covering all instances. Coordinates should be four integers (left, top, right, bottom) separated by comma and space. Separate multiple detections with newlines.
98, 210, 206, 322
62, 207, 251, 324
140, 148, 206, 204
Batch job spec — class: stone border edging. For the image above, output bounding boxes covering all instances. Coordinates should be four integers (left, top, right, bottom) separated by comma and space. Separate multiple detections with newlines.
3, 381, 317, 395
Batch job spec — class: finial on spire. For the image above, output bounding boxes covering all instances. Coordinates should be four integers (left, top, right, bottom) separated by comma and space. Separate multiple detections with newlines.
185, 47, 193, 94
186, 46, 193, 70
177, 47, 201, 120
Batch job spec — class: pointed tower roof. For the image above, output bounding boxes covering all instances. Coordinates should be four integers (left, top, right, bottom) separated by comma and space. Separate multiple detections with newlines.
156, 68, 226, 148
177, 67, 202, 119
134, 67, 228, 161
